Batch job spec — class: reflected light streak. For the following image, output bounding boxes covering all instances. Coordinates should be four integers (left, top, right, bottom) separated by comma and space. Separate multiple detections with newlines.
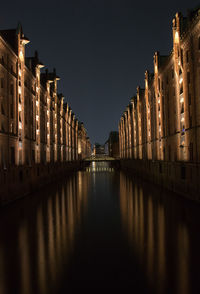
157, 204, 166, 292
18, 223, 31, 294
177, 224, 190, 294
47, 197, 56, 284
0, 245, 5, 294
147, 196, 154, 284
37, 207, 47, 294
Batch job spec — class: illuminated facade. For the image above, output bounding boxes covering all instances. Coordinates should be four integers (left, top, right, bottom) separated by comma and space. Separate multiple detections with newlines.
119, 8, 200, 197
119, 9, 200, 164
0, 24, 87, 168
78, 122, 91, 160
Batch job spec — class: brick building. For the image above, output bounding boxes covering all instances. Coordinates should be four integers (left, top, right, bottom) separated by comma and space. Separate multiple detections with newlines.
0, 23, 90, 168
78, 122, 91, 160
107, 131, 119, 158
119, 8, 200, 198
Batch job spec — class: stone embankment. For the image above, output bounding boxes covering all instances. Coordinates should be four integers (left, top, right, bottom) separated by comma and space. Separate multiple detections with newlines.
0, 162, 82, 206
120, 159, 200, 201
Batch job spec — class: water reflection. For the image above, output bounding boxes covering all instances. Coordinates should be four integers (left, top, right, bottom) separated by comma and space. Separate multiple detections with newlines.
119, 172, 200, 294
0, 164, 200, 293
86, 161, 114, 172
0, 173, 90, 294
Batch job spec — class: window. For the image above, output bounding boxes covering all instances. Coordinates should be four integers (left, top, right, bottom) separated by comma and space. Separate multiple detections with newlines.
10, 122, 14, 133
188, 93, 191, 105
189, 143, 193, 161
168, 145, 171, 161
158, 78, 160, 91
181, 104, 184, 114
189, 116, 192, 128
32, 150, 35, 162
10, 104, 14, 119
186, 50, 189, 63
1, 123, 5, 132
181, 49, 183, 65
180, 85, 183, 94
1, 103, 5, 115
1, 78, 4, 88
10, 84, 14, 95
187, 72, 190, 84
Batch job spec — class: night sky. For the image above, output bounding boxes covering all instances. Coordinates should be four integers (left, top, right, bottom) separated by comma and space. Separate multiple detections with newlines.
0, 0, 199, 145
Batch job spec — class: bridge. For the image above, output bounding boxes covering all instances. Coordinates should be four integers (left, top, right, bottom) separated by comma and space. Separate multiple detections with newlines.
84, 155, 118, 162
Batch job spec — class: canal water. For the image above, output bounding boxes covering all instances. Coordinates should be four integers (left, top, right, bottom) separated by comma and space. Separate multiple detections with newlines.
0, 161, 200, 293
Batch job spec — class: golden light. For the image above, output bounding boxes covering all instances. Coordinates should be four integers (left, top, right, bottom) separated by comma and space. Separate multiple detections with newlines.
38, 63, 44, 69
175, 31, 179, 43
21, 38, 30, 45
19, 50, 24, 60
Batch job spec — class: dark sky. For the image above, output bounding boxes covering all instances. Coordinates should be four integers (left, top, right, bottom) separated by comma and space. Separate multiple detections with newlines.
0, 0, 199, 144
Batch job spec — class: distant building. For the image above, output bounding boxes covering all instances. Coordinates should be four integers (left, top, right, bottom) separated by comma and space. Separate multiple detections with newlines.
93, 143, 105, 156
78, 122, 91, 159
107, 131, 119, 158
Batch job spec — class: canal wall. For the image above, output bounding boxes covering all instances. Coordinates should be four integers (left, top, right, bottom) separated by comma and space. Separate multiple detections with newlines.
120, 159, 200, 201
0, 161, 82, 206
